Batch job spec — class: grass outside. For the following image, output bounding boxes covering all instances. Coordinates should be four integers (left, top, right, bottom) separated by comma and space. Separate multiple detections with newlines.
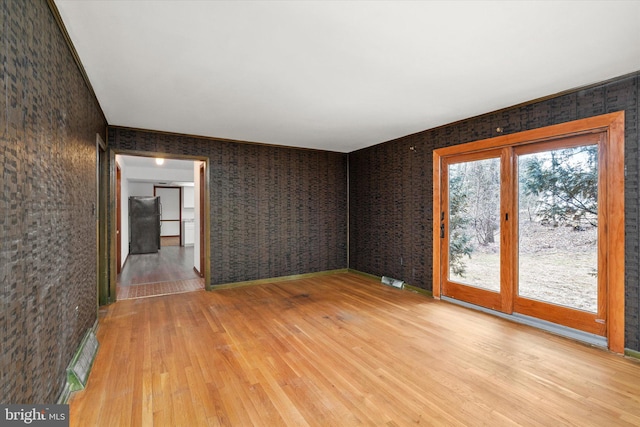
449, 222, 598, 313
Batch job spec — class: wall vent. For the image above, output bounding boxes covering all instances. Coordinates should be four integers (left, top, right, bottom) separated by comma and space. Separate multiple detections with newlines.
381, 276, 404, 289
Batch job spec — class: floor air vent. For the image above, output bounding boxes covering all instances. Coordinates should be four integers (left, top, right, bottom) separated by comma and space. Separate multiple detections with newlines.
67, 329, 99, 391
381, 276, 404, 289
58, 327, 99, 403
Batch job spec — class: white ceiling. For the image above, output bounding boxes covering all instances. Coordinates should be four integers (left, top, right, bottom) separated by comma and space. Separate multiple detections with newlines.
55, 1, 640, 153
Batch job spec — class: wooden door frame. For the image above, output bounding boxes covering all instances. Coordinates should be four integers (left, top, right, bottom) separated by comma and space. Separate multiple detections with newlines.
105, 149, 212, 303
96, 134, 109, 306
440, 149, 505, 311
116, 163, 122, 274
511, 133, 607, 336
199, 164, 205, 278
433, 112, 625, 353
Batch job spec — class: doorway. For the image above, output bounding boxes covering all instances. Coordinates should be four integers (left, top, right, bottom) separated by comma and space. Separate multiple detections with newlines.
199, 163, 205, 277
116, 164, 122, 274
154, 185, 182, 247
433, 112, 625, 352
112, 154, 208, 299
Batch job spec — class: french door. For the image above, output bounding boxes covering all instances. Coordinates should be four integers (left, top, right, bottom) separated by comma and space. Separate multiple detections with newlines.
441, 149, 507, 312
433, 113, 625, 351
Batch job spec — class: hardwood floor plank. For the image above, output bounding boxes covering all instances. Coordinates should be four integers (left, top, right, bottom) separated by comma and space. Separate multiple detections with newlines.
70, 273, 640, 426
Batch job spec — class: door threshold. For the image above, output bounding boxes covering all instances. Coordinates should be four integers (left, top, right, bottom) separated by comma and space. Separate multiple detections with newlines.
441, 296, 607, 348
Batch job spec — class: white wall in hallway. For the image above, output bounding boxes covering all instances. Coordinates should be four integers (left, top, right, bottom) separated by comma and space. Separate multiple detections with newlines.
129, 182, 154, 197
193, 161, 202, 273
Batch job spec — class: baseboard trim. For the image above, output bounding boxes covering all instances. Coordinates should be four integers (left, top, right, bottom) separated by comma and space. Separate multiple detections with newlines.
120, 253, 129, 272
212, 268, 435, 298
347, 269, 381, 281
347, 269, 432, 297
212, 269, 350, 290
625, 348, 640, 361
403, 284, 433, 298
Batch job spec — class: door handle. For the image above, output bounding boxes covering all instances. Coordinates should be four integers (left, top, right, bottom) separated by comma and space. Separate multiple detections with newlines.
440, 223, 445, 239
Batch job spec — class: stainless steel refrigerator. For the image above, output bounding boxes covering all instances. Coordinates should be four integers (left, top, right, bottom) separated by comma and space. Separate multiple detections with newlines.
129, 196, 161, 254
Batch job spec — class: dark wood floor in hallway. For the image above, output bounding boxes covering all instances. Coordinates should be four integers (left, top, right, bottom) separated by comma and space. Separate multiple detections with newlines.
117, 245, 203, 299
70, 273, 640, 426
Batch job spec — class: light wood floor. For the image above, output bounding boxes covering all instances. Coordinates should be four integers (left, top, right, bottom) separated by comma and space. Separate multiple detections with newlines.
70, 273, 640, 426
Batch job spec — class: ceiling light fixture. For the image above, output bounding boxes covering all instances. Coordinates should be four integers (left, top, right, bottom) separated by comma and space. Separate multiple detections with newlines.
155, 158, 164, 165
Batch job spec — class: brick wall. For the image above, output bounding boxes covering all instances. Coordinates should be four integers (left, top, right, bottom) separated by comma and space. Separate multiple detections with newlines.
349, 73, 640, 351
0, 0, 107, 403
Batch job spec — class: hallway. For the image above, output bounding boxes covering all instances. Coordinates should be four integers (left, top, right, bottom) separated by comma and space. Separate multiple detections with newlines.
117, 245, 204, 299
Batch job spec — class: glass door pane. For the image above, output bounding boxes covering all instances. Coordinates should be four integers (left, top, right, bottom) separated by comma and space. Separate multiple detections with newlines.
517, 144, 598, 313
448, 157, 501, 292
